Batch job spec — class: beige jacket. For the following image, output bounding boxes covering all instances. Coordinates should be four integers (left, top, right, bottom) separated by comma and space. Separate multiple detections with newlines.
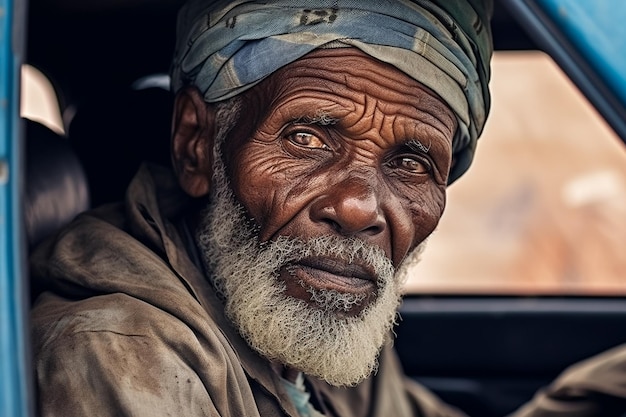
508, 344, 626, 417
30, 164, 466, 417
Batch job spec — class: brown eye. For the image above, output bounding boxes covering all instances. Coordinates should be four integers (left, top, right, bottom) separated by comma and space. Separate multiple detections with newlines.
287, 132, 329, 149
390, 156, 430, 174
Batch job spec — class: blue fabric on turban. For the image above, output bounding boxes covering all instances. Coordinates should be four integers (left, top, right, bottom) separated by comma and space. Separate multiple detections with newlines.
171, 0, 493, 183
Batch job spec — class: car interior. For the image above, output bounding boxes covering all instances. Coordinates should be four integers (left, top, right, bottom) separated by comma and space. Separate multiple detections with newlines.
16, 1, 626, 416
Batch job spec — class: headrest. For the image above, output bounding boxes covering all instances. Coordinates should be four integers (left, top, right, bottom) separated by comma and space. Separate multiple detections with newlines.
24, 119, 90, 249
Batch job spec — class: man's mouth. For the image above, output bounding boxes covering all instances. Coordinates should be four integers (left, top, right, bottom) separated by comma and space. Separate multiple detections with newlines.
286, 257, 377, 295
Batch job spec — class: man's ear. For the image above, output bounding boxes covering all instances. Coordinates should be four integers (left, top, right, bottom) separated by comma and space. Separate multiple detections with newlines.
171, 86, 215, 197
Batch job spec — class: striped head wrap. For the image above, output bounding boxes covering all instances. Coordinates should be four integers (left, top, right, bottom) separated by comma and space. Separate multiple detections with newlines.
171, 0, 493, 183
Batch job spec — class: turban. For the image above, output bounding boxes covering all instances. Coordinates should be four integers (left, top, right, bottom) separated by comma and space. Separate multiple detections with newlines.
171, 0, 493, 183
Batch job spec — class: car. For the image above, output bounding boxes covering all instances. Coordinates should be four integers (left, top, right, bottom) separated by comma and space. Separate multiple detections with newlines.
1, 1, 626, 416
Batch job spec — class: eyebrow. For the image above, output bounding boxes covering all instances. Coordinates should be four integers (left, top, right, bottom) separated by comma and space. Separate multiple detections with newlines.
405, 139, 431, 154
293, 110, 339, 126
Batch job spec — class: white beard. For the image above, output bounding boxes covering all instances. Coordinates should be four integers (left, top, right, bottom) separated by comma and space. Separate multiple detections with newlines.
195, 101, 425, 387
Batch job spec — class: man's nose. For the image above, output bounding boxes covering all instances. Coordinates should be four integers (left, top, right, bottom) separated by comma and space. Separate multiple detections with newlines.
309, 176, 387, 237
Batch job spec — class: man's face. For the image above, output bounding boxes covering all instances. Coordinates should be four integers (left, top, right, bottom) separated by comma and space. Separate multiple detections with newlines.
222, 48, 456, 309
191, 48, 456, 386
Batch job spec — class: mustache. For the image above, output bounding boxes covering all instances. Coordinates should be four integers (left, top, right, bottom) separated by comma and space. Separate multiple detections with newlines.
253, 234, 395, 287
200, 191, 396, 289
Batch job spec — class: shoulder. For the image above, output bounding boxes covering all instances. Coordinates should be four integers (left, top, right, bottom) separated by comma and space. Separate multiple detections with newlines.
32, 292, 205, 382
32, 292, 246, 417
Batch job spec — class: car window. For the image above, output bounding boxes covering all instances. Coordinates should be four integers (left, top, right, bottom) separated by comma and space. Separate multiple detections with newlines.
405, 50, 626, 295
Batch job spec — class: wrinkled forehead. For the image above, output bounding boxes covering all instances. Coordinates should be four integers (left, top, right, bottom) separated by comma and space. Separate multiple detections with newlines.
251, 48, 457, 134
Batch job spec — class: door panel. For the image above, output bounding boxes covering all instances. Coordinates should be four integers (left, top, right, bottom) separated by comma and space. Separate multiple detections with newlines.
396, 297, 626, 416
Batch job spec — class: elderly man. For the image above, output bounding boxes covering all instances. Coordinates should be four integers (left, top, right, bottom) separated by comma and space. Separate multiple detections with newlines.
31, 1, 492, 416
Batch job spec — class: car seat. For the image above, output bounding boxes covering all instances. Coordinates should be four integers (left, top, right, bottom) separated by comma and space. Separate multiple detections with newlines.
24, 119, 89, 251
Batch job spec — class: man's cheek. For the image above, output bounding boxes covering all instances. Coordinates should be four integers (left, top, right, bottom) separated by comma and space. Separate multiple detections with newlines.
234, 155, 324, 216
408, 187, 446, 232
